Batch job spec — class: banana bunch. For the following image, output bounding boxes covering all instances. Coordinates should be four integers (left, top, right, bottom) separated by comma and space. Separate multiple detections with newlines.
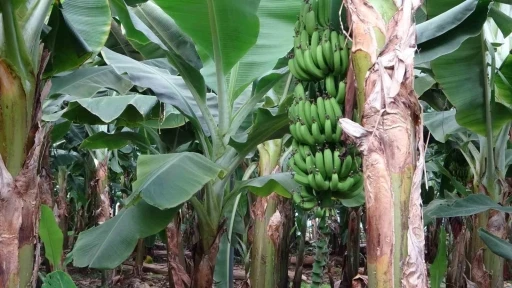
288, 83, 344, 146
292, 186, 318, 211
289, 139, 362, 200
289, 0, 349, 81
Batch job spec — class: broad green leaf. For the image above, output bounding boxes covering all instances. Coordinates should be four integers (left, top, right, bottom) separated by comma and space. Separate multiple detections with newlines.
416, 0, 479, 44
49, 66, 134, 99
42, 271, 77, 288
51, 120, 72, 143
429, 228, 448, 288
61, 95, 159, 125
18, 0, 53, 69
132, 2, 202, 69
154, 0, 260, 74
340, 191, 365, 207
496, 54, 512, 106
229, 108, 289, 156
431, 35, 512, 135
101, 48, 216, 135
80, 131, 152, 151
489, 4, 512, 37
236, 173, 299, 198
72, 200, 178, 269
62, 0, 111, 56
424, 194, 512, 219
141, 105, 187, 129
43, 3, 93, 76
104, 20, 144, 60
133, 153, 226, 209
416, 0, 490, 64
39, 205, 64, 270
424, 110, 464, 143
202, 0, 298, 98
414, 74, 436, 96
478, 228, 512, 260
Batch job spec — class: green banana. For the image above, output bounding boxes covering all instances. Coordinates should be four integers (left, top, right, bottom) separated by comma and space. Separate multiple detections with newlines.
291, 160, 308, 177
310, 31, 320, 65
294, 20, 301, 35
289, 58, 310, 81
300, 186, 316, 200
303, 145, 314, 158
314, 170, 330, 191
333, 150, 341, 175
294, 152, 308, 172
324, 0, 331, 26
340, 155, 352, 179
324, 95, 336, 126
300, 2, 310, 27
323, 148, 333, 178
294, 173, 310, 186
293, 191, 303, 205
324, 115, 333, 142
310, 101, 321, 124
337, 177, 355, 194
339, 33, 349, 76
294, 48, 308, 72
317, 0, 326, 27
294, 121, 305, 142
300, 200, 317, 211
289, 122, 300, 140
329, 172, 339, 191
298, 99, 306, 122
354, 156, 362, 171
334, 121, 342, 141
316, 45, 330, 74
308, 173, 320, 191
305, 10, 317, 36
330, 97, 343, 119
336, 81, 346, 104
298, 144, 307, 160
315, 150, 326, 178
322, 40, 334, 70
325, 75, 337, 97
300, 29, 309, 50
333, 48, 342, 76
299, 122, 316, 146
295, 82, 306, 98
316, 96, 327, 124
343, 174, 363, 199
306, 154, 315, 173
304, 100, 313, 128
304, 49, 325, 79
350, 155, 358, 172
311, 121, 325, 144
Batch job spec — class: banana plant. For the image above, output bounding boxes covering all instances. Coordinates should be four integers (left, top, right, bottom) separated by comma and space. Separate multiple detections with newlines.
416, 0, 512, 286
0, 0, 111, 286
43, 1, 306, 287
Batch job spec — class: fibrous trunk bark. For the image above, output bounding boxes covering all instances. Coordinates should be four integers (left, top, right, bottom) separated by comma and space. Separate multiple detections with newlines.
250, 140, 292, 288
166, 215, 190, 288
94, 158, 110, 224
54, 166, 68, 249
343, 208, 361, 283
340, 0, 427, 286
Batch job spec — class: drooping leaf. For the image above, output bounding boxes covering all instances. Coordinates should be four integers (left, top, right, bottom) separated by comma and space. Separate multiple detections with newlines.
495, 54, 512, 106
49, 66, 134, 99
424, 194, 512, 219
414, 74, 436, 97
80, 131, 152, 151
153, 0, 260, 74
51, 120, 72, 143
42, 271, 77, 288
416, 0, 490, 64
229, 108, 289, 156
101, 48, 217, 136
489, 4, 512, 38
201, 0, 299, 98
431, 35, 512, 135
61, 95, 159, 125
478, 228, 512, 260
132, 153, 226, 209
72, 200, 178, 269
429, 228, 448, 288
104, 19, 144, 60
18, 0, 53, 69
39, 205, 64, 270
340, 191, 365, 207
424, 110, 464, 143
416, 0, 479, 44
236, 173, 299, 198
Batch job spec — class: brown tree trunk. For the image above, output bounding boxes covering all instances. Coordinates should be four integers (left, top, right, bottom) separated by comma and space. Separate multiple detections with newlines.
340, 0, 427, 286
54, 166, 68, 249
166, 215, 190, 288
94, 158, 110, 224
